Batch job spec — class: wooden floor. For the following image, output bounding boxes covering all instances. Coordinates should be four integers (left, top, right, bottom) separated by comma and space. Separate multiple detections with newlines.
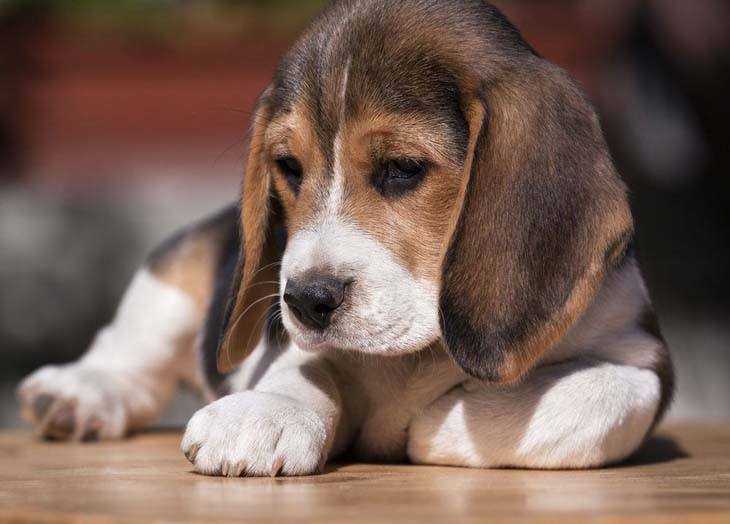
1, 424, 729, 524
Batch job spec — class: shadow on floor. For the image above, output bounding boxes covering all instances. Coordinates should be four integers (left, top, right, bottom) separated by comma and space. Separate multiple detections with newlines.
623, 435, 689, 467
101, 427, 691, 471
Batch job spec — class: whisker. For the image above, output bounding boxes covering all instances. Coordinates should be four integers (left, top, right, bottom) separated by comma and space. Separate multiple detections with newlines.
222, 293, 281, 370
249, 261, 283, 280
240, 281, 280, 293
211, 106, 257, 118
272, 310, 287, 348
228, 293, 280, 330
266, 308, 286, 348
245, 302, 281, 354
214, 136, 247, 167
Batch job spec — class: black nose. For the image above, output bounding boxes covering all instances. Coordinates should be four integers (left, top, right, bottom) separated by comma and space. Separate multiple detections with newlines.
283, 274, 346, 330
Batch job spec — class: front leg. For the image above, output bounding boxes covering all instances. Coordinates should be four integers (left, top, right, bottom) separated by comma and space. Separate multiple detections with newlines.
181, 358, 342, 477
17, 269, 202, 441
407, 360, 661, 469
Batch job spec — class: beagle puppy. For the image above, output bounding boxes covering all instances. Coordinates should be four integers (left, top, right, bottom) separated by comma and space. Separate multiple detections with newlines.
18, 0, 673, 475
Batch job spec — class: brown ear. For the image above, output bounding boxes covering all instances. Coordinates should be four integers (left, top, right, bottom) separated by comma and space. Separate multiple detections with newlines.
441, 60, 634, 383
217, 90, 284, 372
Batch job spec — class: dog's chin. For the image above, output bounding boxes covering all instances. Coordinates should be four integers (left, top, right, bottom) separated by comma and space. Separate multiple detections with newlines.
287, 330, 333, 353
282, 321, 355, 354
283, 317, 434, 357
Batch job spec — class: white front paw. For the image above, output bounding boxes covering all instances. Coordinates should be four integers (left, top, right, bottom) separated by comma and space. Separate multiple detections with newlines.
181, 391, 329, 477
17, 364, 128, 441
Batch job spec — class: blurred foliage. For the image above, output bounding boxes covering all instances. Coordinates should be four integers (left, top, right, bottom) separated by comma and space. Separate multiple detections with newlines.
0, 0, 326, 41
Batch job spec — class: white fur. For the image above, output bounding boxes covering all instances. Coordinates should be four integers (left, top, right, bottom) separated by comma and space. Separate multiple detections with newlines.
321, 59, 351, 221
407, 361, 660, 469
280, 93, 442, 356
325, 134, 347, 219
19, 230, 666, 475
183, 341, 342, 476
281, 221, 441, 355
543, 258, 661, 369
181, 391, 329, 476
18, 269, 201, 439
404, 261, 665, 469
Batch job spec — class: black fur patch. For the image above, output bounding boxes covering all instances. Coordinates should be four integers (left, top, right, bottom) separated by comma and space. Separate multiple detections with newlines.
146, 205, 238, 272
438, 294, 509, 382
201, 226, 240, 395
267, 1, 487, 173
206, 195, 288, 392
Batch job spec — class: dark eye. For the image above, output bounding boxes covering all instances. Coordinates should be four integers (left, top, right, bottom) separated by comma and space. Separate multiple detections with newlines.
275, 156, 303, 193
372, 158, 427, 197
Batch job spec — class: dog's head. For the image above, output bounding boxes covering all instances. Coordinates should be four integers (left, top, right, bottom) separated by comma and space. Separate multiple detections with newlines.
217, 0, 633, 383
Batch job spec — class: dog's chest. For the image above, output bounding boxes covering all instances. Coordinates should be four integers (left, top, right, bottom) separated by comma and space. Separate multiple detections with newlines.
334, 350, 465, 461
224, 340, 465, 461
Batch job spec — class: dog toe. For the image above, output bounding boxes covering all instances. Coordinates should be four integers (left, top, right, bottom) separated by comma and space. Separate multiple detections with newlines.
32, 393, 55, 421
43, 400, 77, 441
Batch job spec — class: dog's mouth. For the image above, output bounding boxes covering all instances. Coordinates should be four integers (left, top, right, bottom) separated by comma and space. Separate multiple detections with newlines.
280, 297, 436, 357
280, 297, 375, 354
283, 325, 339, 354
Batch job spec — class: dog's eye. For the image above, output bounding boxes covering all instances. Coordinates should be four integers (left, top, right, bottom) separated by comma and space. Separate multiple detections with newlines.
373, 159, 427, 197
389, 159, 424, 178
275, 156, 303, 193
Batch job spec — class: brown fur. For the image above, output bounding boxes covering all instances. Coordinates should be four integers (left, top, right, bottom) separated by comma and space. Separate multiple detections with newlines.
441, 63, 633, 382
267, 105, 328, 235
216, 0, 646, 386
217, 96, 285, 372
336, 111, 467, 281
147, 207, 238, 313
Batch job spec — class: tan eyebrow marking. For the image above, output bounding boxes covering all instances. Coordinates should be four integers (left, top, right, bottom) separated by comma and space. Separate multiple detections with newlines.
264, 108, 313, 159
265, 117, 296, 145
353, 119, 462, 168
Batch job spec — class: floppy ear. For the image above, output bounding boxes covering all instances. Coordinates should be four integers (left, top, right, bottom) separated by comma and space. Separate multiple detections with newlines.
441, 60, 634, 383
217, 89, 285, 373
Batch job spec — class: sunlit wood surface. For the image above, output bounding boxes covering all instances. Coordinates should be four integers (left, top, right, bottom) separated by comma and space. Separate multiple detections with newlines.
1, 424, 729, 523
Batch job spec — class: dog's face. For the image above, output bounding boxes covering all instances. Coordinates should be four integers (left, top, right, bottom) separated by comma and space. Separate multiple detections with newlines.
218, 0, 634, 383
272, 62, 472, 355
